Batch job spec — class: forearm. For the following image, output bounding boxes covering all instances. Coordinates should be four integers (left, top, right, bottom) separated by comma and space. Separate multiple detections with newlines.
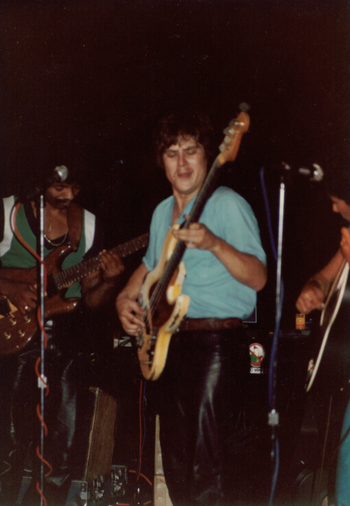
117, 263, 148, 304
296, 249, 344, 314
83, 279, 117, 309
173, 223, 267, 291
82, 250, 125, 309
302, 273, 329, 300
116, 263, 149, 334
315, 249, 345, 296
211, 237, 267, 291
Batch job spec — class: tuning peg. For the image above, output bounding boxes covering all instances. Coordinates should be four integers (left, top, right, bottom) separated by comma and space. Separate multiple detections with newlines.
223, 126, 236, 135
239, 102, 250, 112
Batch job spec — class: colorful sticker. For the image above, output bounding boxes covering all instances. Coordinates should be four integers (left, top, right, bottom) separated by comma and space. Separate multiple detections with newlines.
249, 343, 265, 373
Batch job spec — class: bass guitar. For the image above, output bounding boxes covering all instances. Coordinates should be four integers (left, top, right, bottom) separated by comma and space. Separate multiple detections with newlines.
136, 107, 250, 380
0, 233, 149, 355
306, 257, 349, 391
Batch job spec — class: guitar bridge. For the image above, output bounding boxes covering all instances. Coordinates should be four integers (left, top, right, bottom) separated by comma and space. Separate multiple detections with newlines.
147, 330, 157, 358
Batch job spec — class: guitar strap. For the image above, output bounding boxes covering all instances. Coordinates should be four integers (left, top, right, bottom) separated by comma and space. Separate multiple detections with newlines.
67, 202, 83, 252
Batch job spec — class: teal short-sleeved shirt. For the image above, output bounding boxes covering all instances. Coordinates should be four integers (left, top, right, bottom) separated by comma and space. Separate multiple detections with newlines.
143, 186, 266, 320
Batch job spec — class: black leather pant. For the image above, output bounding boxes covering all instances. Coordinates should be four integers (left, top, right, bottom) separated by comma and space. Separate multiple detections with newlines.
3, 336, 87, 504
155, 328, 250, 506
10, 343, 78, 479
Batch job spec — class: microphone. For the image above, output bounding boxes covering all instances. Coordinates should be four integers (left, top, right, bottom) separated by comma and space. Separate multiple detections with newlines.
279, 162, 324, 182
48, 165, 69, 184
25, 166, 70, 201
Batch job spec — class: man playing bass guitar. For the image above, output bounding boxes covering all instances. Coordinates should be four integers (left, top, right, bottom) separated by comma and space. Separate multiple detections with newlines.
116, 111, 267, 506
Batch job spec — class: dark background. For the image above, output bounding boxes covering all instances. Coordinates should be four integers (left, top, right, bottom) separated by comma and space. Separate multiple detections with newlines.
0, 1, 349, 500
0, 0, 348, 329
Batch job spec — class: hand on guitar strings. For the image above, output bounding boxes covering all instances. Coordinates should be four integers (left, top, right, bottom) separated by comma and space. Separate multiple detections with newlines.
116, 294, 145, 336
173, 221, 218, 251
296, 280, 326, 315
99, 250, 124, 283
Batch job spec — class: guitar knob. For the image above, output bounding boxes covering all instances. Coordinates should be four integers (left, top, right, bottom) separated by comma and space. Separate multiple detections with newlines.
9, 317, 17, 326
18, 329, 25, 337
4, 332, 11, 340
24, 315, 31, 323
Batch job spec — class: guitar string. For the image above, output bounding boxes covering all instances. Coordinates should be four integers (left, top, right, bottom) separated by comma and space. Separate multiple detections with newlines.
54, 234, 149, 288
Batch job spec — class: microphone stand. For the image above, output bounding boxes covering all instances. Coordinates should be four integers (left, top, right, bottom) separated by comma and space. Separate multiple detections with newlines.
38, 193, 46, 506
267, 173, 286, 505
35, 167, 68, 503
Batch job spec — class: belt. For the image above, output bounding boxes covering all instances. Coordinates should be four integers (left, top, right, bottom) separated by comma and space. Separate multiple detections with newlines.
178, 317, 243, 332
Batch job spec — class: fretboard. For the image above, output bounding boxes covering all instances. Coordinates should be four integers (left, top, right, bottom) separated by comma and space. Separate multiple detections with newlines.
54, 233, 149, 290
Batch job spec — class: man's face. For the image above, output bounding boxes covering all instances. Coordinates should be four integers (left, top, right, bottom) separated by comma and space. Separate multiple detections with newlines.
45, 183, 80, 209
162, 136, 207, 199
330, 196, 350, 222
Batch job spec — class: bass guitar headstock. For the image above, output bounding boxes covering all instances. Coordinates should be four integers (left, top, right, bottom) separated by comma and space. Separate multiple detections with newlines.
218, 105, 250, 166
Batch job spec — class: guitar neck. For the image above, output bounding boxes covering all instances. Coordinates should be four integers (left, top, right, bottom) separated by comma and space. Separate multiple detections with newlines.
184, 158, 221, 226
149, 110, 249, 308
54, 233, 149, 289
151, 158, 222, 304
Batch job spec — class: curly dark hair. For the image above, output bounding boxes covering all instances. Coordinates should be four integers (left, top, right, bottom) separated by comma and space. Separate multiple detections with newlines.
154, 111, 214, 169
23, 146, 86, 201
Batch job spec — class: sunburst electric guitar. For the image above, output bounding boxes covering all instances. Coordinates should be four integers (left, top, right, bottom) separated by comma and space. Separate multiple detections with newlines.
306, 257, 349, 391
0, 233, 149, 355
136, 108, 250, 380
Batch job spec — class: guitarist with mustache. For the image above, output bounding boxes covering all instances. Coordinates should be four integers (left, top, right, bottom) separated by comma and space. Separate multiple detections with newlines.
116, 111, 267, 506
0, 159, 124, 504
296, 163, 349, 506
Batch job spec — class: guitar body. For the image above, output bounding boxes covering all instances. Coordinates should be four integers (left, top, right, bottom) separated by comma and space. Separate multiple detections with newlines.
306, 261, 350, 392
0, 296, 37, 355
137, 225, 190, 380
0, 245, 80, 355
0, 233, 149, 355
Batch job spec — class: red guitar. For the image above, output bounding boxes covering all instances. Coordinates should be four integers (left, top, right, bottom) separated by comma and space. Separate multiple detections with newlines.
0, 233, 149, 355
